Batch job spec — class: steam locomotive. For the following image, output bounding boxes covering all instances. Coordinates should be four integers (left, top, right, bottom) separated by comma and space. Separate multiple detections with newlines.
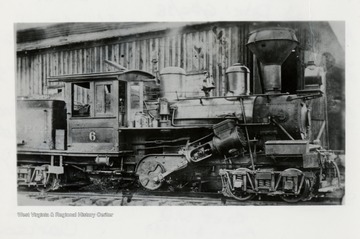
17, 28, 343, 202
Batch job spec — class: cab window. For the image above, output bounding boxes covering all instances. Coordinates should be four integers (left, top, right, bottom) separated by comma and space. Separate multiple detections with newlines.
95, 83, 114, 116
72, 82, 91, 117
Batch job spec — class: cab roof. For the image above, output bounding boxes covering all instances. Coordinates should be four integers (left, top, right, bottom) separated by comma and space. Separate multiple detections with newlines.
48, 70, 156, 83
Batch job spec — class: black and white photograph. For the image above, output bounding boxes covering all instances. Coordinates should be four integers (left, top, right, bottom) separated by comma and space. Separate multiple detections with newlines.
1, 0, 359, 238
15, 21, 345, 206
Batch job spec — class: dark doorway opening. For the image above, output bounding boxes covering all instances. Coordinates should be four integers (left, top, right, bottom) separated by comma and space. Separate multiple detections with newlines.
281, 50, 299, 94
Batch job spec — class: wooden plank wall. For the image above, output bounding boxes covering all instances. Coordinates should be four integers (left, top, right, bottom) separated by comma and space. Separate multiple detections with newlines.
16, 23, 253, 98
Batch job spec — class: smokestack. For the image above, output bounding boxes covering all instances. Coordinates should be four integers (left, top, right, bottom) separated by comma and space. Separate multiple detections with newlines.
246, 28, 298, 94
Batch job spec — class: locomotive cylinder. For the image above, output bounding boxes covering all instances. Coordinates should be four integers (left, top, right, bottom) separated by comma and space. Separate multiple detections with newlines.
211, 120, 246, 155
95, 156, 112, 166
304, 61, 324, 90
159, 67, 187, 101
225, 63, 250, 96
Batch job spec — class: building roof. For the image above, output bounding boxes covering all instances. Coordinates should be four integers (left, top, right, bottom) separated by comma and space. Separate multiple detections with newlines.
16, 22, 205, 51
16, 22, 344, 57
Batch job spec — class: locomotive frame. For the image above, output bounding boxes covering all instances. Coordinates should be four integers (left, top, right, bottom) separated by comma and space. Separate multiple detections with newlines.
16, 27, 344, 203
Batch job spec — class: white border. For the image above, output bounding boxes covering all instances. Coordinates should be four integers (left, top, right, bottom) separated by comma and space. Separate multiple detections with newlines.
1, 0, 359, 238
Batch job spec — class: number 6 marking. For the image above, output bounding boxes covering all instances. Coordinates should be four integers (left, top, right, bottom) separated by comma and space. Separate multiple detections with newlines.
89, 131, 96, 141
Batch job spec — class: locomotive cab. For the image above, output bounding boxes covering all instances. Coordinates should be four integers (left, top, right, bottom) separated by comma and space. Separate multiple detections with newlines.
51, 70, 156, 154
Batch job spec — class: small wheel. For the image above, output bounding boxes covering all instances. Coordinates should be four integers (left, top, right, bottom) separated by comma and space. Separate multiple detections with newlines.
36, 174, 60, 193
280, 178, 310, 203
221, 168, 254, 201
230, 189, 255, 201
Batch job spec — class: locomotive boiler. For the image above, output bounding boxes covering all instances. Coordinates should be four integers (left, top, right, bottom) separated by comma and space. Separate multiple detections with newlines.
17, 27, 343, 202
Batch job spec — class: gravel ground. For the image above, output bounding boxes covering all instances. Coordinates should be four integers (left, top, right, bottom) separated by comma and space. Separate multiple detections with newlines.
18, 193, 69, 206
17, 190, 344, 206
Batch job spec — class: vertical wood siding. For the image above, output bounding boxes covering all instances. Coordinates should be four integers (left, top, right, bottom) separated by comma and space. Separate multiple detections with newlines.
16, 24, 253, 97
16, 23, 333, 98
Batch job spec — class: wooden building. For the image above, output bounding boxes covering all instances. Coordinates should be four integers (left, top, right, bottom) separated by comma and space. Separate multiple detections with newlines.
16, 21, 345, 150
